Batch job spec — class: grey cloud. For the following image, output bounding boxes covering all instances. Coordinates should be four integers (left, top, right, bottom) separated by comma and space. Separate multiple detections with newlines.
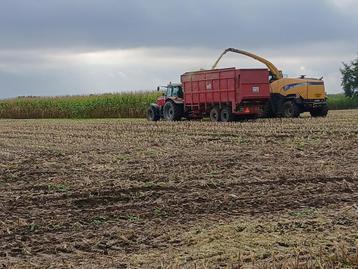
0, 0, 357, 50
0, 0, 357, 98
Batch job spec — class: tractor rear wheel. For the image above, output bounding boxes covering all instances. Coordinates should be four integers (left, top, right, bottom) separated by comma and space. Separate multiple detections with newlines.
147, 106, 160, 121
220, 106, 234, 122
310, 104, 328, 117
282, 101, 300, 118
209, 106, 221, 122
163, 101, 182, 121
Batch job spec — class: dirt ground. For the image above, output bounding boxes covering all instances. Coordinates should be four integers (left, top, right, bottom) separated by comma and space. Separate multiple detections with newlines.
0, 110, 357, 268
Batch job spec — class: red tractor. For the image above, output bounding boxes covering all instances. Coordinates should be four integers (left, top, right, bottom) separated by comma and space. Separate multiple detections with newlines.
147, 83, 185, 121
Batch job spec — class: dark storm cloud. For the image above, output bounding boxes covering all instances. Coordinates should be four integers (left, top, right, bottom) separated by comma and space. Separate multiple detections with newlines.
0, 0, 357, 50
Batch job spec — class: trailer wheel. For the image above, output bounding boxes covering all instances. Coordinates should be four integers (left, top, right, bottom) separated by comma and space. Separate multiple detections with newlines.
209, 106, 221, 122
163, 101, 182, 121
147, 106, 160, 121
310, 104, 328, 117
282, 101, 300, 118
220, 106, 234, 122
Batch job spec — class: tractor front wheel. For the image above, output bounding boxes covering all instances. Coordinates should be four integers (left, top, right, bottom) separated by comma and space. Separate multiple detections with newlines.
147, 105, 160, 121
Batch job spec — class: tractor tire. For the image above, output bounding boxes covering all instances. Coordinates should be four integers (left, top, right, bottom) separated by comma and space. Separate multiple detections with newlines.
209, 106, 221, 122
147, 105, 160, 121
282, 101, 300, 118
310, 104, 328, 117
220, 106, 234, 122
163, 101, 182, 121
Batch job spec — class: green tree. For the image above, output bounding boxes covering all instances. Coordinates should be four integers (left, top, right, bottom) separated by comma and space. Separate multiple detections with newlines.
340, 55, 358, 97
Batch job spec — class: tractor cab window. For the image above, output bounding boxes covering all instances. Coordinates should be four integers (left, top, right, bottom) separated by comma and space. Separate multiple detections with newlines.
171, 86, 183, 98
165, 87, 172, 97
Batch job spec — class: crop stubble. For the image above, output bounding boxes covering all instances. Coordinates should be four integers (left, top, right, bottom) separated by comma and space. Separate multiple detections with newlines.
0, 110, 357, 268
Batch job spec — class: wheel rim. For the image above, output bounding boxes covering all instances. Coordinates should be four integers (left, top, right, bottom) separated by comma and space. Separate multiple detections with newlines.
211, 110, 219, 121
168, 108, 174, 118
222, 111, 228, 121
285, 106, 293, 117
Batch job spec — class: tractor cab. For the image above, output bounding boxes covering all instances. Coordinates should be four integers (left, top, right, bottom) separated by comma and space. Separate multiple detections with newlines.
157, 83, 183, 99
155, 83, 183, 108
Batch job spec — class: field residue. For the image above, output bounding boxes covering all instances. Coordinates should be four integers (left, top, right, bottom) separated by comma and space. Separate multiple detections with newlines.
0, 110, 357, 268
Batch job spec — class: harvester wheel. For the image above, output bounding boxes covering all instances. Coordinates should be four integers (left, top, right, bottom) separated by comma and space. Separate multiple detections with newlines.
220, 106, 234, 122
310, 104, 328, 117
263, 101, 275, 118
163, 101, 182, 121
209, 106, 221, 122
282, 101, 300, 118
147, 106, 160, 121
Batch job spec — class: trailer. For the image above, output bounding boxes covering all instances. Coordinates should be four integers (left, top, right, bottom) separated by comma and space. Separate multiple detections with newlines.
147, 68, 271, 122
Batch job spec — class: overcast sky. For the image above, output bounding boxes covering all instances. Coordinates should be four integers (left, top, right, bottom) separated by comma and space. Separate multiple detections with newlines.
0, 0, 357, 98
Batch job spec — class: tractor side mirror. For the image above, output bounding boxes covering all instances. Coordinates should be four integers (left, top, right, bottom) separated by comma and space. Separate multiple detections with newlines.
157, 86, 160, 91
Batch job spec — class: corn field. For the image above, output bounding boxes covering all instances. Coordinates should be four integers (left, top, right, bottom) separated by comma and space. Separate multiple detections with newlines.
0, 92, 357, 119
0, 91, 161, 119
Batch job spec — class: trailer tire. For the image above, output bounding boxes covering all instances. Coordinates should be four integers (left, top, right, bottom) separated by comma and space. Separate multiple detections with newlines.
282, 101, 300, 118
220, 106, 234, 122
209, 106, 221, 122
163, 101, 182, 121
310, 104, 328, 117
147, 105, 160, 121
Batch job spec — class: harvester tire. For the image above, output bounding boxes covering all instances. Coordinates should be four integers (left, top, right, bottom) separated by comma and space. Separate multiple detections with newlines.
282, 101, 300, 118
209, 106, 221, 122
163, 101, 182, 121
263, 101, 275, 118
220, 106, 234, 122
310, 104, 328, 117
147, 106, 160, 121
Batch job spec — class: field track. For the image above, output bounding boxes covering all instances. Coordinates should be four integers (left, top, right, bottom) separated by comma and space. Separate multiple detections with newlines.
0, 110, 357, 268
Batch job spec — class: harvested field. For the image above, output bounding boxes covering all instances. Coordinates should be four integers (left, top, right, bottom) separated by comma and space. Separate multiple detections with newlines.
0, 110, 357, 268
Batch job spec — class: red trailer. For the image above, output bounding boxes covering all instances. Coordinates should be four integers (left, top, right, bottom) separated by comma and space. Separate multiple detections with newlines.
147, 67, 271, 122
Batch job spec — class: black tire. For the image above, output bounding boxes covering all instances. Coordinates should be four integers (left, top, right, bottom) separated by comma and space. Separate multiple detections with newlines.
163, 101, 182, 121
147, 106, 160, 121
282, 101, 300, 118
220, 106, 234, 122
310, 104, 328, 117
209, 106, 221, 122
263, 101, 275, 118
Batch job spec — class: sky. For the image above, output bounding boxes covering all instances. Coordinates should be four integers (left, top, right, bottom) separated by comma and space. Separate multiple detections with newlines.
0, 0, 357, 98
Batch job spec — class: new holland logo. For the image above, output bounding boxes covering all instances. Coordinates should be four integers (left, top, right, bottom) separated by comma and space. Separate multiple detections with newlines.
283, 81, 324, 91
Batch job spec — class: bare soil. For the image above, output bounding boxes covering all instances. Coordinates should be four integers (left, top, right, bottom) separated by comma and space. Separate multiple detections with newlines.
0, 110, 357, 268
